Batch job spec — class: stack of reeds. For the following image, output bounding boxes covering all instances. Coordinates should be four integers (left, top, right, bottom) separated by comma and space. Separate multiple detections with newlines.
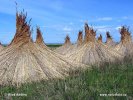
55, 31, 84, 55
0, 11, 87, 86
54, 35, 73, 55
64, 23, 123, 65
0, 9, 132, 86
115, 26, 133, 56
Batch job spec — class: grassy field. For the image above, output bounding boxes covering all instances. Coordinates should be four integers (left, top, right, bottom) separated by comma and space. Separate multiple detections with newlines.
0, 45, 133, 100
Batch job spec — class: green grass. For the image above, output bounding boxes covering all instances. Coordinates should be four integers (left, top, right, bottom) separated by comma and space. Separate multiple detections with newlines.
46, 44, 62, 48
0, 57, 133, 100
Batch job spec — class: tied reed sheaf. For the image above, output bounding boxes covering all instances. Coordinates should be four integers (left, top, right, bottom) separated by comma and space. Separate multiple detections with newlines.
0, 9, 132, 86
0, 11, 87, 86
62, 23, 124, 65
115, 26, 133, 55
55, 31, 84, 55
54, 35, 73, 55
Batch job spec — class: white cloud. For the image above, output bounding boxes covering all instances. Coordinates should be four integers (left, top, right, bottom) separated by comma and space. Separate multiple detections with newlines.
97, 17, 113, 21
94, 26, 112, 33
79, 19, 84, 22
122, 16, 128, 20
40, 25, 64, 32
40, 25, 73, 33
41, 25, 61, 28
94, 26, 109, 29
69, 22, 74, 25
48, 1, 63, 11
63, 26, 72, 32
98, 29, 107, 33
115, 26, 122, 30
79, 17, 113, 23
79, 19, 89, 23
0, 0, 16, 15
122, 16, 133, 20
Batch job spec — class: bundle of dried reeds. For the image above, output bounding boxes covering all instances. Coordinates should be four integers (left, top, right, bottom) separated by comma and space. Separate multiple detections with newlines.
115, 26, 133, 55
120, 26, 132, 44
0, 11, 87, 86
65, 23, 123, 65
54, 35, 73, 55
55, 30, 84, 55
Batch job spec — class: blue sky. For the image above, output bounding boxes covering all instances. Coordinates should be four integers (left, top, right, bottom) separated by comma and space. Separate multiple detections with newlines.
0, 0, 133, 44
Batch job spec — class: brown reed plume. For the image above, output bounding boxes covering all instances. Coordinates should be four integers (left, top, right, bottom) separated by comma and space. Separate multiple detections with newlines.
120, 26, 132, 44
77, 31, 83, 45
84, 23, 96, 43
65, 35, 71, 45
36, 27, 44, 44
10, 11, 32, 45
98, 34, 102, 43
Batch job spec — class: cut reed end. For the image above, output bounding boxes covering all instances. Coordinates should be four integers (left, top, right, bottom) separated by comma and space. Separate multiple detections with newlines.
90, 28, 96, 37
84, 23, 96, 43
77, 31, 83, 45
64, 35, 71, 45
98, 34, 102, 43
84, 23, 90, 42
36, 27, 44, 44
85, 23, 90, 31
106, 31, 112, 39
106, 31, 113, 43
